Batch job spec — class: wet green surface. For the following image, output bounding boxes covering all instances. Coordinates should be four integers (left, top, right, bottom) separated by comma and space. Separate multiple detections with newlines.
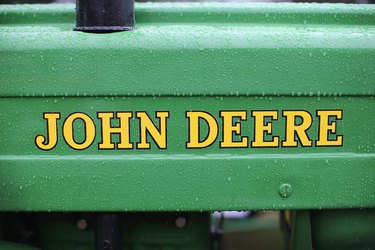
0, 3, 374, 211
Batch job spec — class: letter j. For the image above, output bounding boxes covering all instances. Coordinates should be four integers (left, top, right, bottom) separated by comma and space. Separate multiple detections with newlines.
35, 113, 61, 150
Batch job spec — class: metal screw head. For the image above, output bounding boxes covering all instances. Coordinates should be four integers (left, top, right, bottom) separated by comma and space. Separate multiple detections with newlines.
175, 217, 187, 228
279, 183, 293, 198
76, 219, 88, 230
103, 240, 112, 250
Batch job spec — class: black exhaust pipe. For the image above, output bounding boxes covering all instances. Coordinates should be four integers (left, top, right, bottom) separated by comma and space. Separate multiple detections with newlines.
75, 0, 134, 33
95, 213, 123, 250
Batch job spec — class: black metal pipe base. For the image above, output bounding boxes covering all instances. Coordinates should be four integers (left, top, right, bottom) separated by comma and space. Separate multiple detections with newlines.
75, 0, 134, 33
74, 26, 134, 33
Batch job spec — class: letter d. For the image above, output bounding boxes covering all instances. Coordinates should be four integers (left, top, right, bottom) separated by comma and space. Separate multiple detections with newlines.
186, 111, 218, 148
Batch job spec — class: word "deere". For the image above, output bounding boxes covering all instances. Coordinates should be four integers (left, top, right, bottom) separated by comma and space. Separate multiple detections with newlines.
35, 110, 343, 151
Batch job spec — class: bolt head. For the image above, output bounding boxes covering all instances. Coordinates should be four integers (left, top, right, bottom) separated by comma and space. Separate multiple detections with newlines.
76, 219, 88, 230
279, 183, 293, 198
175, 217, 187, 228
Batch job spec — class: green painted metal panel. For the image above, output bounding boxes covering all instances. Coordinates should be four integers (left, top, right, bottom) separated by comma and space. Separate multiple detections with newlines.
1, 4, 375, 98
0, 3, 374, 211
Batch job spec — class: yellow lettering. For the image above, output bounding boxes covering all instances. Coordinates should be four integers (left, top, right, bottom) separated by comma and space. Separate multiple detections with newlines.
97, 112, 133, 149
220, 111, 248, 148
316, 110, 343, 146
186, 111, 218, 148
35, 113, 60, 150
63, 112, 96, 150
282, 110, 312, 147
136, 111, 169, 149
251, 111, 279, 147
